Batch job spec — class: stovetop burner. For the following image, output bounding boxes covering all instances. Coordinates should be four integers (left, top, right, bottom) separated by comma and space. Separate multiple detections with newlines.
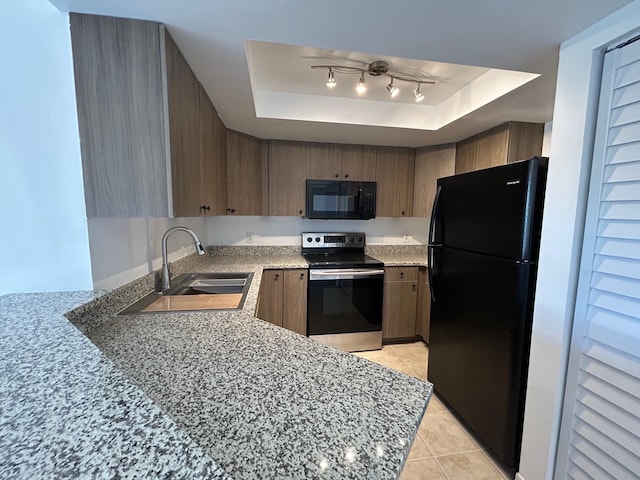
303, 253, 383, 269
301, 232, 383, 269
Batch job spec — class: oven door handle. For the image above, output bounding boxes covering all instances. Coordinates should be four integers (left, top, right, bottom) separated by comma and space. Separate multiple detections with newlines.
309, 269, 385, 281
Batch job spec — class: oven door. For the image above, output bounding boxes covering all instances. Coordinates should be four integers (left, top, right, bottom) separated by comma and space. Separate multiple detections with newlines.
307, 268, 384, 335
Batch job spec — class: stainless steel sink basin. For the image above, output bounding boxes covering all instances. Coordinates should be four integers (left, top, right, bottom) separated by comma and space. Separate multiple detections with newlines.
119, 272, 254, 314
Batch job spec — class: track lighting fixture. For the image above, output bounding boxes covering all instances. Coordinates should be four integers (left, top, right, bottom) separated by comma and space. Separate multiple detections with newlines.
356, 73, 366, 94
311, 60, 435, 101
326, 68, 336, 88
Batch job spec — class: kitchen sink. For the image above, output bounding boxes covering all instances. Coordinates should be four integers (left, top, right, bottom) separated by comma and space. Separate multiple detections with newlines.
119, 272, 254, 314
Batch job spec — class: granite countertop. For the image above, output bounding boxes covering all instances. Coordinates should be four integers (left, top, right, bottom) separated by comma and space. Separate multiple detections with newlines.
1, 249, 432, 480
367, 245, 428, 267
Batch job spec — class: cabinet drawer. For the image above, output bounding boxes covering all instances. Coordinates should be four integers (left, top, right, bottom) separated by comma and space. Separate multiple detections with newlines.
384, 267, 418, 282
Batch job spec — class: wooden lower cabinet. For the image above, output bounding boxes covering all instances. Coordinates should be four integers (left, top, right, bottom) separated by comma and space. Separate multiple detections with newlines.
382, 267, 419, 340
256, 270, 283, 326
256, 269, 307, 335
415, 267, 431, 342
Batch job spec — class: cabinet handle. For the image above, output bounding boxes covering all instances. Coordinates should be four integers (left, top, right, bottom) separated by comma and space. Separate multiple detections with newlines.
226, 208, 231, 213
400, 272, 404, 278
231, 208, 236, 214
299, 209, 303, 215
300, 272, 305, 279
274, 274, 279, 279
413, 284, 416, 291
401, 210, 406, 216
335, 173, 339, 178
344, 173, 349, 178
200, 205, 210, 212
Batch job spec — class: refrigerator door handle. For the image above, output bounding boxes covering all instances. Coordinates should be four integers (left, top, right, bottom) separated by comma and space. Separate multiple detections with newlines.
428, 185, 442, 245
427, 245, 436, 303
427, 185, 442, 303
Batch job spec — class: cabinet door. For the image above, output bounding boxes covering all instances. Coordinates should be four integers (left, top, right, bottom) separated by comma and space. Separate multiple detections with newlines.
383, 267, 419, 339
165, 30, 202, 218
383, 280, 418, 340
341, 145, 377, 181
416, 267, 431, 342
413, 144, 456, 217
256, 270, 283, 327
70, 14, 169, 217
200, 86, 228, 216
506, 122, 544, 164
282, 269, 308, 335
306, 143, 342, 180
375, 147, 415, 217
226, 130, 265, 215
268, 141, 307, 216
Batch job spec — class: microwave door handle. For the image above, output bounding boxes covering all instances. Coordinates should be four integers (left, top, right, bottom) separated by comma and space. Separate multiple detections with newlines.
356, 187, 362, 214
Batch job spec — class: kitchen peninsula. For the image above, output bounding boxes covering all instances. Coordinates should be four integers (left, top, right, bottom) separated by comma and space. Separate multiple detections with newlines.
0, 250, 432, 479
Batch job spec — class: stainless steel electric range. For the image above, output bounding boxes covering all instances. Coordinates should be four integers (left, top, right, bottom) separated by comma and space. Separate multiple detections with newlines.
302, 232, 384, 352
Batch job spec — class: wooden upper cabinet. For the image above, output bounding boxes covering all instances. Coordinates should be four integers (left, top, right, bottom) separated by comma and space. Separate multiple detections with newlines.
375, 146, 415, 217
165, 31, 202, 218
341, 145, 377, 181
455, 121, 544, 175
506, 122, 545, 164
71, 14, 169, 217
226, 130, 267, 215
200, 86, 227, 216
305, 143, 342, 180
413, 144, 456, 218
304, 143, 376, 181
268, 141, 307, 216
71, 14, 226, 218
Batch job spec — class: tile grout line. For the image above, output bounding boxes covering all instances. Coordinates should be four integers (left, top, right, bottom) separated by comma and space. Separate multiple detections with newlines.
420, 430, 451, 480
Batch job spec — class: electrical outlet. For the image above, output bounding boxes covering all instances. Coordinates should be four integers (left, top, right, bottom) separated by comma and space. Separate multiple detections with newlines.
246, 232, 254, 244
402, 232, 411, 243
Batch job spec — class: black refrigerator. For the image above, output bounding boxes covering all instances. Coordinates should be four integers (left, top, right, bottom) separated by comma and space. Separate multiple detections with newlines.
427, 157, 548, 471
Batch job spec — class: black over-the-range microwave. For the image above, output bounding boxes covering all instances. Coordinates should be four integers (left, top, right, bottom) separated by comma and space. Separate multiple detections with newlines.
305, 179, 377, 220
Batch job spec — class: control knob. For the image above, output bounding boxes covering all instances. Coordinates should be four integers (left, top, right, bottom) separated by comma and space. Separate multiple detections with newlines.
306, 237, 312, 243
315, 237, 321, 243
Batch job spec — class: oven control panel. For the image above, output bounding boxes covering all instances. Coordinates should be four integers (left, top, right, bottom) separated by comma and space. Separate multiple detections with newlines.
302, 232, 366, 248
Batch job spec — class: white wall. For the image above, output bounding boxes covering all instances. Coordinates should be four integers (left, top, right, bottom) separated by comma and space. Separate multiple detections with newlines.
0, 0, 92, 295
541, 121, 553, 157
88, 217, 207, 290
518, 2, 640, 479
206, 216, 428, 246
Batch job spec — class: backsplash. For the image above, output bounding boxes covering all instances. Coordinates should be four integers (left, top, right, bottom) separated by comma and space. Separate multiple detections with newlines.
206, 215, 429, 246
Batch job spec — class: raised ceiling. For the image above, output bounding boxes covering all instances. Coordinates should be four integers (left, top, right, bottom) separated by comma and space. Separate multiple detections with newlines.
51, 0, 633, 147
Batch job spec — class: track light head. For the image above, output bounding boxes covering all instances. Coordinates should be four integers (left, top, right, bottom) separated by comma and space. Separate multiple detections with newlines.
326, 68, 336, 88
414, 84, 425, 102
386, 78, 399, 97
356, 73, 366, 94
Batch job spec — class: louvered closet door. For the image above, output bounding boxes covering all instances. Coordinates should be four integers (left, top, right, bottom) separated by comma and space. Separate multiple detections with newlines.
554, 39, 640, 479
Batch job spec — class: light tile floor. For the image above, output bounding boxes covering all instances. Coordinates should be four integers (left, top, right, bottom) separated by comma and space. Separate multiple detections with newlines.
353, 342, 513, 480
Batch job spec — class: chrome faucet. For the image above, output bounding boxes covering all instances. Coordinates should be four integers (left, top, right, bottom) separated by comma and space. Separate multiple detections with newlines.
160, 226, 206, 290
